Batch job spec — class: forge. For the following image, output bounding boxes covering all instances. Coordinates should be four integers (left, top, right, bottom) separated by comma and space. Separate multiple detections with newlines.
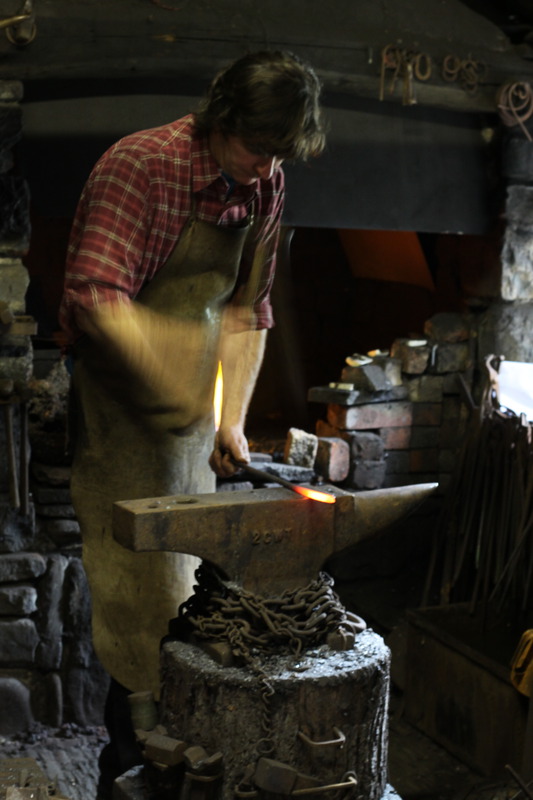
112, 480, 436, 800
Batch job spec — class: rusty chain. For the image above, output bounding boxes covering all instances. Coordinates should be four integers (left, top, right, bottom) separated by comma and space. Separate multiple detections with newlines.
178, 564, 362, 757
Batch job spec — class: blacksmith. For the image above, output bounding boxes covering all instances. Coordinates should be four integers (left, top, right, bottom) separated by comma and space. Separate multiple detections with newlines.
59, 50, 325, 799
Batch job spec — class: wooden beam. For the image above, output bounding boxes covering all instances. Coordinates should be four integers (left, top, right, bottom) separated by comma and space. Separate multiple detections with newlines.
0, 0, 531, 114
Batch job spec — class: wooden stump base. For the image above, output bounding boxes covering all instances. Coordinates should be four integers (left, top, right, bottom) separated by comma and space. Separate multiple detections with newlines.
160, 629, 391, 799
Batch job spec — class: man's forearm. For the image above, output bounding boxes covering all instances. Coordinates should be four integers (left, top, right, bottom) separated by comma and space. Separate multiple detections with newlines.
219, 328, 267, 430
74, 301, 212, 422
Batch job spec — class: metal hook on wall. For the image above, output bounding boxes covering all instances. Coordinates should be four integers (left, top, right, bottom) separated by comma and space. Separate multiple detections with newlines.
1, 0, 36, 46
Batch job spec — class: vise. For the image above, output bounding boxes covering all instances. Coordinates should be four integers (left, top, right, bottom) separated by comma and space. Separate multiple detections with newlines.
113, 482, 437, 597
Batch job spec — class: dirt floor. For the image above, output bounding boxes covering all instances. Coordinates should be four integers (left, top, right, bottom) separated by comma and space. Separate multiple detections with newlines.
0, 706, 525, 800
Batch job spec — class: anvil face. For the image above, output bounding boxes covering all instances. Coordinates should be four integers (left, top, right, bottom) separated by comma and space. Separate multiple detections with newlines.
113, 483, 437, 597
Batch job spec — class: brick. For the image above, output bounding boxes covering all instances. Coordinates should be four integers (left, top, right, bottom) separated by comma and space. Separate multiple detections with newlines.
0, 553, 46, 582
346, 431, 385, 460
44, 518, 81, 536
284, 428, 318, 468
35, 503, 76, 519
32, 486, 72, 504
144, 733, 187, 766
0, 678, 34, 735
390, 339, 430, 374
406, 375, 444, 403
409, 426, 440, 448
431, 342, 472, 373
379, 427, 412, 450
327, 401, 413, 430
315, 419, 342, 438
35, 554, 68, 671
315, 437, 350, 482
423, 312, 471, 343
0, 619, 39, 663
308, 384, 407, 406
385, 451, 409, 473
0, 585, 37, 615
372, 356, 403, 386
341, 362, 394, 391
316, 420, 385, 461
0, 258, 29, 312
412, 403, 442, 426
409, 448, 439, 473
345, 459, 386, 490
31, 463, 71, 486
308, 385, 363, 405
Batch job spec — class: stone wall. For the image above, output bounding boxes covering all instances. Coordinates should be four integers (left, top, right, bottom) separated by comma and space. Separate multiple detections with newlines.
0, 80, 106, 735
478, 124, 533, 362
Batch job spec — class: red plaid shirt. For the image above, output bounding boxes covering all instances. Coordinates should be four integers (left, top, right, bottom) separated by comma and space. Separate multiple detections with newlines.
59, 114, 284, 342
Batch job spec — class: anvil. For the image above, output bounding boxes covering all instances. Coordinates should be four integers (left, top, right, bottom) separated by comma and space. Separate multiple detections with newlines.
113, 482, 437, 597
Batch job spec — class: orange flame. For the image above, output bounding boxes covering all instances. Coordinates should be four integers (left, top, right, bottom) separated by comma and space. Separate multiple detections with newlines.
213, 361, 223, 431
293, 485, 336, 504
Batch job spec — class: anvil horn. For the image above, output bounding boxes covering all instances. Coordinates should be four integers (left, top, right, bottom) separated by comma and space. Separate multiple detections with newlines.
113, 482, 437, 597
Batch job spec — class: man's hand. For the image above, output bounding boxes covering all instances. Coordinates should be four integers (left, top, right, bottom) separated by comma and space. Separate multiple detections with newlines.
209, 423, 250, 478
208, 326, 267, 478
75, 300, 213, 426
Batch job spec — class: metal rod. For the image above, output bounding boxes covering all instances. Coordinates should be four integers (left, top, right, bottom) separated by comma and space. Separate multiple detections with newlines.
506, 764, 533, 800
19, 401, 30, 516
3, 403, 20, 510
232, 460, 306, 495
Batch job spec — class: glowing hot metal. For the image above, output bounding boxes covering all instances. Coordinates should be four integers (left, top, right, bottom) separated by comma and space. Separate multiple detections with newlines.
233, 460, 336, 504
292, 484, 336, 503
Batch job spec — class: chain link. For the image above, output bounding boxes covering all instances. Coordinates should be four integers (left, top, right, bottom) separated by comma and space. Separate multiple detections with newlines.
178, 564, 361, 756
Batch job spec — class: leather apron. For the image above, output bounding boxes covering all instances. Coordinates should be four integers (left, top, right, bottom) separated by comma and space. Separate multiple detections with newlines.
70, 212, 251, 697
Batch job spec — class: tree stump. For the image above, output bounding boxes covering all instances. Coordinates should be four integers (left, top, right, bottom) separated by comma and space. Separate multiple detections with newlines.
160, 628, 391, 799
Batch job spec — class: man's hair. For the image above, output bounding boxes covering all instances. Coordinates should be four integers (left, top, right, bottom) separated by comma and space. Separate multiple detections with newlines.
194, 50, 325, 161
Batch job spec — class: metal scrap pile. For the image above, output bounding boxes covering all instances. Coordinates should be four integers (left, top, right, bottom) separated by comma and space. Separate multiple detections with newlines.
426, 373, 533, 614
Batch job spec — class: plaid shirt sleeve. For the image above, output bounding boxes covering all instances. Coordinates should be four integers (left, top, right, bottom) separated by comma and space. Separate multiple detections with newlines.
59, 149, 155, 338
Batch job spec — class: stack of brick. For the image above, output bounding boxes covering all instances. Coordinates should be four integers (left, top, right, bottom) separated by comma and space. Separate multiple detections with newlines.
284, 426, 351, 485
308, 312, 474, 492
31, 462, 80, 551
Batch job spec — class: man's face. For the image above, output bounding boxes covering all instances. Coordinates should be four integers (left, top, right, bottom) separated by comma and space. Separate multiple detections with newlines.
211, 133, 284, 185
